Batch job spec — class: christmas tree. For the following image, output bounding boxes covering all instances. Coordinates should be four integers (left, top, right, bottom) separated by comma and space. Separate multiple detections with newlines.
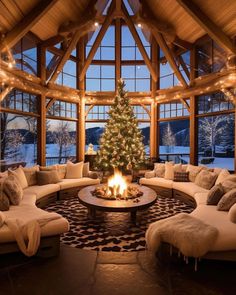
95, 79, 146, 172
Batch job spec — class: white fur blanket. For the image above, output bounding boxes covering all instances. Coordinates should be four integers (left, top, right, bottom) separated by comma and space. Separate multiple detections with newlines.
1, 211, 61, 257
146, 213, 219, 258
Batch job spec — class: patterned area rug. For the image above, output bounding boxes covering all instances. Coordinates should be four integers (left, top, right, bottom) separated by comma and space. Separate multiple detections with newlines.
45, 196, 193, 252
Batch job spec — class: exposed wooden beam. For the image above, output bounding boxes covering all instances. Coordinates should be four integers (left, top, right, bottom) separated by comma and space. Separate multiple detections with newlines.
0, 86, 13, 102
80, 1, 116, 81
0, 0, 59, 52
176, 0, 236, 55
48, 30, 83, 84
153, 31, 188, 87
176, 54, 190, 80
121, 3, 157, 82
156, 69, 236, 103
46, 54, 61, 81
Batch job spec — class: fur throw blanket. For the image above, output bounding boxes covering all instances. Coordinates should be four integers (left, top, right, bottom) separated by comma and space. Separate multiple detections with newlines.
146, 213, 219, 258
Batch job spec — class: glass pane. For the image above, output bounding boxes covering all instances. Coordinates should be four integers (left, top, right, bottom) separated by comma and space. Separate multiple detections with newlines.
122, 47, 135, 60
101, 79, 115, 91
101, 66, 115, 78
86, 79, 100, 91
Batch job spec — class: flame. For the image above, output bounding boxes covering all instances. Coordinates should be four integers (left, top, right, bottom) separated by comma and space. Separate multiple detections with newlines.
108, 169, 127, 196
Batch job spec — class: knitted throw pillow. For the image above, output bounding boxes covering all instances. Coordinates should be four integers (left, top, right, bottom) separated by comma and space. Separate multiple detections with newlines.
174, 171, 189, 182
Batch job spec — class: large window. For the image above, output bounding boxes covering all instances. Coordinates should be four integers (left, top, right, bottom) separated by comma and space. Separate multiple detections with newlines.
56, 60, 76, 89
197, 92, 234, 170
85, 104, 150, 154
0, 90, 38, 166
46, 100, 77, 165
160, 100, 189, 119
86, 65, 115, 91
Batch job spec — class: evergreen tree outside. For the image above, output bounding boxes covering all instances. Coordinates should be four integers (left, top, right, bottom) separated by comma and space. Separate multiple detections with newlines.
163, 123, 176, 153
95, 79, 146, 172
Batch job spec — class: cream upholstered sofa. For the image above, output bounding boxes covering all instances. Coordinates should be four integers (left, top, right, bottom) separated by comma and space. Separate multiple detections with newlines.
140, 164, 236, 260
0, 162, 100, 256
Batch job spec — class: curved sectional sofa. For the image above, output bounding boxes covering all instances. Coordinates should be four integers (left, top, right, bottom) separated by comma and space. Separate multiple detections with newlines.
0, 165, 100, 256
140, 165, 236, 260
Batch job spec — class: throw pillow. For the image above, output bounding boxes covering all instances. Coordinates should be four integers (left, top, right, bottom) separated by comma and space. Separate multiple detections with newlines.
83, 162, 90, 177
0, 190, 10, 211
164, 162, 174, 180
214, 167, 222, 175
3, 175, 23, 205
66, 161, 83, 179
154, 163, 165, 178
217, 188, 236, 211
22, 165, 39, 186
57, 164, 67, 179
228, 203, 236, 223
222, 175, 236, 193
215, 169, 230, 185
145, 171, 155, 179
40, 165, 57, 171
0, 171, 8, 179
194, 169, 217, 190
207, 183, 225, 205
36, 171, 61, 186
174, 171, 189, 182
186, 164, 204, 182
8, 166, 28, 189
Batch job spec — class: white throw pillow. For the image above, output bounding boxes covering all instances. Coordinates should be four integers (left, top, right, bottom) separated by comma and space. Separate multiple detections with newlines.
215, 169, 230, 185
8, 166, 28, 189
186, 164, 204, 182
66, 161, 83, 179
229, 203, 236, 223
164, 162, 174, 180
22, 165, 39, 186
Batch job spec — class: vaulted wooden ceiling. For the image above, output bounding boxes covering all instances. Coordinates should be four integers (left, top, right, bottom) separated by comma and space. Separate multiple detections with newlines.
0, 0, 235, 45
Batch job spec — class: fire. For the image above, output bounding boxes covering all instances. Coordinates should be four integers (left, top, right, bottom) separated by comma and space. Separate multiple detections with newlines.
107, 169, 127, 197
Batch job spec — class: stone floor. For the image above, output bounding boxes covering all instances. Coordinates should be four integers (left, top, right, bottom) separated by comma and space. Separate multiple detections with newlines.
0, 245, 236, 295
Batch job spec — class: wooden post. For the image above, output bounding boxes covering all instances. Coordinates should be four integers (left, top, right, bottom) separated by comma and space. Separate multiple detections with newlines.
115, 18, 121, 90
150, 39, 158, 158
37, 45, 46, 165
77, 38, 86, 161
189, 47, 197, 165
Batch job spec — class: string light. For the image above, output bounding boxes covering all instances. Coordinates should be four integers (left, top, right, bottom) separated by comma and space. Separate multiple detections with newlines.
137, 23, 142, 28
94, 22, 99, 27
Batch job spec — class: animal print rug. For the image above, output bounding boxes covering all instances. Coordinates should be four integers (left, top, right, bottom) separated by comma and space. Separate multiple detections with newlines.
45, 196, 193, 252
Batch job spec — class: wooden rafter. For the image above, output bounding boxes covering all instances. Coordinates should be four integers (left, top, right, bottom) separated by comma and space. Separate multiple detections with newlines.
153, 31, 188, 87
0, 0, 59, 52
176, 0, 236, 55
176, 55, 190, 81
0, 86, 13, 102
121, 3, 157, 82
79, 0, 116, 81
46, 54, 61, 80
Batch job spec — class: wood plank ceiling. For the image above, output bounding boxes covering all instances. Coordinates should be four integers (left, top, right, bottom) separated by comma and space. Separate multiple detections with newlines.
0, 0, 235, 43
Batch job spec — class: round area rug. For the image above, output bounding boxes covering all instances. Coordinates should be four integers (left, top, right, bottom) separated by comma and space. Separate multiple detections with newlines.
45, 196, 193, 252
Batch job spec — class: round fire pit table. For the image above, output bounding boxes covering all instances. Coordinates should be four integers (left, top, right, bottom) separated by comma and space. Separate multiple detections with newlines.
78, 184, 157, 222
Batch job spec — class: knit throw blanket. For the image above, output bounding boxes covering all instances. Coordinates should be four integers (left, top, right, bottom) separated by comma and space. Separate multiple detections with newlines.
0, 211, 61, 257
146, 213, 219, 258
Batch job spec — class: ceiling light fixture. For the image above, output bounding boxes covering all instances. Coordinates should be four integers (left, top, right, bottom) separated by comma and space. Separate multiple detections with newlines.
137, 23, 142, 28
94, 22, 99, 27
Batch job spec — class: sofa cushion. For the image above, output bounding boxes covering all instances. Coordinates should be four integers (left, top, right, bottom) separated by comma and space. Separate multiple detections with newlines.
191, 205, 236, 251
217, 189, 236, 211
186, 165, 204, 182
173, 181, 208, 197
0, 191, 10, 211
57, 164, 67, 179
207, 183, 225, 205
194, 192, 208, 205
215, 169, 230, 185
36, 171, 61, 185
154, 163, 165, 178
139, 177, 173, 189
194, 169, 217, 190
22, 191, 37, 206
66, 161, 83, 179
8, 167, 28, 189
22, 165, 39, 186
228, 203, 236, 223
23, 184, 60, 200
3, 175, 23, 205
83, 162, 90, 177
174, 171, 189, 182
59, 178, 100, 190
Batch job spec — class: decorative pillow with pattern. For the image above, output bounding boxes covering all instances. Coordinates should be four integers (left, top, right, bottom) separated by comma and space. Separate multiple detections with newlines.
174, 171, 189, 182
154, 163, 165, 178
207, 183, 225, 205
217, 188, 236, 211
195, 169, 217, 190
3, 175, 23, 205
